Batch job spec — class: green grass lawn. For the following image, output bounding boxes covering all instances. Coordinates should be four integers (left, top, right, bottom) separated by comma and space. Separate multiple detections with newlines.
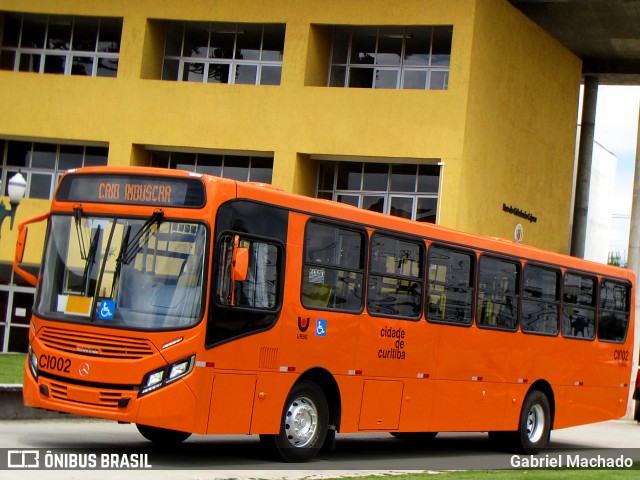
338, 468, 639, 480
0, 353, 26, 384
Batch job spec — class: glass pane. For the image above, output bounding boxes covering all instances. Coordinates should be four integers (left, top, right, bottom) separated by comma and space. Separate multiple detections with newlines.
44, 55, 66, 74
58, 145, 84, 170
2, 14, 21, 47
72, 17, 98, 51
329, 65, 346, 87
376, 27, 403, 65
19, 53, 41, 72
336, 162, 362, 190
84, 146, 108, 167
236, 24, 262, 61
348, 67, 374, 88
32, 143, 57, 169
172, 151, 196, 171
223, 156, 250, 181
7, 141, 31, 167
207, 63, 230, 83
429, 70, 448, 90
431, 26, 453, 66
96, 57, 118, 77
318, 162, 335, 191
29, 173, 53, 199
183, 62, 205, 82
337, 195, 358, 207
390, 164, 417, 192
21, 15, 47, 48
196, 154, 223, 176
363, 163, 388, 191
97, 18, 122, 53
260, 65, 281, 85
235, 64, 258, 84
8, 326, 29, 353
209, 23, 236, 60
416, 197, 437, 223
389, 197, 413, 219
404, 27, 430, 66
162, 59, 179, 80
46, 17, 72, 50
403, 70, 427, 89
331, 27, 350, 64
11, 292, 33, 326
417, 164, 440, 192
562, 305, 595, 339
249, 157, 273, 183
0, 50, 16, 70
150, 150, 171, 168
368, 275, 421, 318
477, 257, 519, 330
362, 195, 384, 213
563, 274, 596, 306
374, 69, 398, 89
183, 22, 209, 58
164, 22, 184, 57
261, 24, 285, 61
71, 56, 93, 75
427, 246, 474, 325
350, 26, 377, 64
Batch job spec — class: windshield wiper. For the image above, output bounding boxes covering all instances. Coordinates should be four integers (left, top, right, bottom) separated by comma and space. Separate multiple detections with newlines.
121, 210, 164, 266
81, 225, 101, 297
74, 206, 89, 260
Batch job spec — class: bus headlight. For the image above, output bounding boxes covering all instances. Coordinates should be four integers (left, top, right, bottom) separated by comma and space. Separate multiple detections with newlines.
139, 355, 195, 397
28, 345, 38, 380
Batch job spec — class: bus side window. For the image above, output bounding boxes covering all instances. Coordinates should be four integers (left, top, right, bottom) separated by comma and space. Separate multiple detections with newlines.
598, 280, 630, 343
426, 245, 475, 325
476, 255, 520, 331
521, 265, 560, 336
301, 221, 365, 312
561, 272, 596, 340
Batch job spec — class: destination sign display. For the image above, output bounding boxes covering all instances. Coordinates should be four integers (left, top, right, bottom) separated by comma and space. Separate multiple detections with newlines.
56, 174, 206, 208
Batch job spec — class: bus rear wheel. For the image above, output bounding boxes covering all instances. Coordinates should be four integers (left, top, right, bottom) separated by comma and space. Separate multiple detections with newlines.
136, 424, 191, 445
490, 390, 551, 454
260, 380, 329, 462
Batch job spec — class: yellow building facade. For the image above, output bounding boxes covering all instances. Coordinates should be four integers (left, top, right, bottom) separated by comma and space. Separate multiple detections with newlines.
0, 0, 581, 351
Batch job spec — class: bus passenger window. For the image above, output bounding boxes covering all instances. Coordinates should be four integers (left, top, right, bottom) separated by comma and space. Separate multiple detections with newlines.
367, 233, 423, 319
521, 265, 560, 335
476, 256, 520, 330
302, 221, 365, 312
426, 245, 474, 325
598, 280, 630, 343
561, 272, 596, 340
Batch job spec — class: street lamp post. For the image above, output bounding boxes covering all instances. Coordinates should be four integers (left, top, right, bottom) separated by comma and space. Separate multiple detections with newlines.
0, 172, 27, 237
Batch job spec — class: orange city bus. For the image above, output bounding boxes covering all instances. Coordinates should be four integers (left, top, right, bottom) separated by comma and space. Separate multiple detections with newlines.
14, 166, 635, 462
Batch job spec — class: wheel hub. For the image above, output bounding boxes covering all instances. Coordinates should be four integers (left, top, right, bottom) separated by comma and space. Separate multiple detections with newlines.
284, 396, 318, 447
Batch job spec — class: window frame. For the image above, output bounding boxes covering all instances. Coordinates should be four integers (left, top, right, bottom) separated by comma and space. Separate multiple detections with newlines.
301, 219, 367, 313
520, 263, 561, 336
475, 254, 521, 332
561, 270, 597, 341
366, 231, 424, 320
426, 243, 476, 327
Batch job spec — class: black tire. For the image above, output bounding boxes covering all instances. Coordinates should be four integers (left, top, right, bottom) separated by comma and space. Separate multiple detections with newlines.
390, 432, 438, 443
136, 424, 191, 445
490, 390, 551, 454
260, 380, 329, 462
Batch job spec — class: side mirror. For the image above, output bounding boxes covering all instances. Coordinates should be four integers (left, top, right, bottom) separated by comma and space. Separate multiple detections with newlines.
232, 247, 249, 282
13, 212, 49, 287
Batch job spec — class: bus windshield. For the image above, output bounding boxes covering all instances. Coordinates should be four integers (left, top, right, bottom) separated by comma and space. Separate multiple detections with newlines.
36, 213, 207, 331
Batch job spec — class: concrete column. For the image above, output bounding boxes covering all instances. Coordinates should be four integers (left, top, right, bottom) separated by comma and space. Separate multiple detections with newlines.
626, 104, 640, 420
571, 76, 599, 258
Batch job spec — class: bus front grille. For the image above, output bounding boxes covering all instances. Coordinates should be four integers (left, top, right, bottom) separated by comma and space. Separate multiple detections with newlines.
49, 381, 125, 409
40, 327, 154, 359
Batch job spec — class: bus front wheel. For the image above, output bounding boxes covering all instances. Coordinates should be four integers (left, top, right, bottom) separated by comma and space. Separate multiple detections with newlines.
260, 380, 329, 462
136, 424, 191, 445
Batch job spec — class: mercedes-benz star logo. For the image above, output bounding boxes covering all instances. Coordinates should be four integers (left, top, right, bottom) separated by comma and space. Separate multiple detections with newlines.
78, 363, 90, 377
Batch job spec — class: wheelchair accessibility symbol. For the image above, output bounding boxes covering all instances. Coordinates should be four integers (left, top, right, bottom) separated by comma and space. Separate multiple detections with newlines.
316, 319, 327, 337
97, 300, 115, 320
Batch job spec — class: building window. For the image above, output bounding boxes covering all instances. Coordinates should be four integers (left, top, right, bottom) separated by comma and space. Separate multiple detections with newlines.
317, 161, 439, 222
1, 140, 108, 200
329, 26, 452, 89
162, 22, 285, 85
150, 150, 273, 183
0, 13, 122, 77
